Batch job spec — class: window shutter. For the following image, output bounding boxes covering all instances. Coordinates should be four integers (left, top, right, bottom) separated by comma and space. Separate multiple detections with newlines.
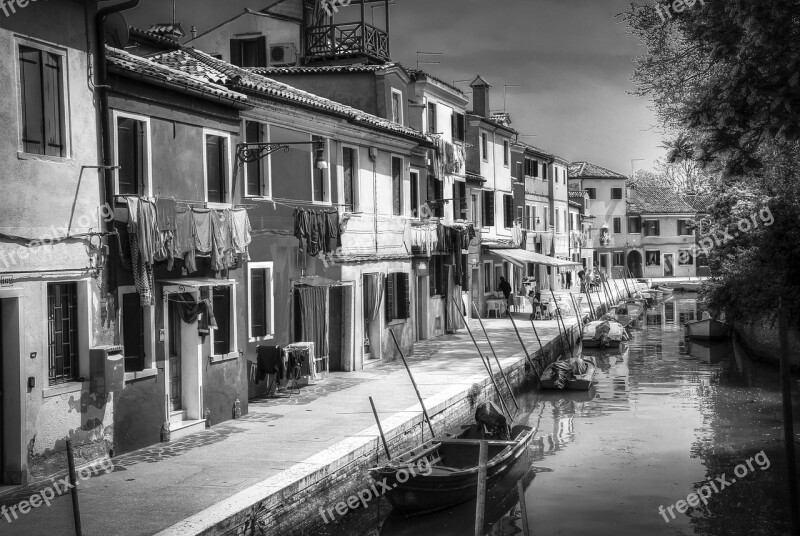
483, 191, 495, 227
245, 122, 261, 197
256, 36, 267, 67
19, 47, 44, 155
135, 120, 146, 195
42, 52, 64, 157
386, 274, 395, 322
250, 269, 266, 337
230, 39, 242, 66
221, 138, 227, 202
451, 113, 456, 139
402, 273, 410, 319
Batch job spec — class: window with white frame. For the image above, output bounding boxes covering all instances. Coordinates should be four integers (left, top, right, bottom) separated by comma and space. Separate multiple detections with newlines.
249, 262, 274, 339
646, 250, 661, 266
244, 120, 269, 197
204, 129, 231, 205
47, 282, 80, 384
392, 156, 404, 216
503, 140, 510, 167
410, 170, 420, 218
18, 42, 67, 157
391, 89, 403, 124
211, 285, 236, 357
312, 135, 329, 203
114, 112, 151, 198
427, 102, 437, 134
269, 125, 329, 204
481, 132, 489, 162
342, 145, 359, 212
483, 261, 493, 293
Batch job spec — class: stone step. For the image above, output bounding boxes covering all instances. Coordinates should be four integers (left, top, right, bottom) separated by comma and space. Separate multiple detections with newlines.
169, 410, 186, 424
169, 419, 206, 441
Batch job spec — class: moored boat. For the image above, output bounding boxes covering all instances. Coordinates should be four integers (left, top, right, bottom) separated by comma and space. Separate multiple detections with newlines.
684, 318, 730, 339
540, 357, 597, 391
369, 423, 535, 517
581, 319, 628, 347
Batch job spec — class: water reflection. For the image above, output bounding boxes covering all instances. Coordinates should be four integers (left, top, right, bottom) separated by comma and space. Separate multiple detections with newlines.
302, 293, 799, 536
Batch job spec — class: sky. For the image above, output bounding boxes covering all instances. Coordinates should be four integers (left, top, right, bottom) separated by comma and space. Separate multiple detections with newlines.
123, 0, 665, 176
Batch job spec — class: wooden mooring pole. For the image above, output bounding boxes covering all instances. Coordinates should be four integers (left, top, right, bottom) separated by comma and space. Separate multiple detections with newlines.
474, 440, 489, 536
468, 300, 520, 411
517, 479, 531, 536
66, 440, 83, 536
389, 330, 436, 439
368, 396, 392, 461
778, 300, 800, 534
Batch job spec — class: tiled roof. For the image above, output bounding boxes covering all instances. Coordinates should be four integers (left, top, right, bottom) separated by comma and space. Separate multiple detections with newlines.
629, 185, 696, 214
129, 27, 181, 48
406, 68, 466, 96
466, 112, 518, 135
568, 190, 587, 199
683, 193, 714, 212
569, 200, 582, 209
251, 63, 401, 76
149, 49, 429, 142
569, 161, 627, 179
147, 22, 186, 38
106, 46, 248, 104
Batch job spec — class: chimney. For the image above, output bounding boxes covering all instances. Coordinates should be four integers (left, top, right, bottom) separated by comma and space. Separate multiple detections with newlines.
470, 75, 492, 118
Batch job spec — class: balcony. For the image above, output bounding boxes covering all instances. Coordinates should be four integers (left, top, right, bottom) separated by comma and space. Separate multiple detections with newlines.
305, 22, 390, 63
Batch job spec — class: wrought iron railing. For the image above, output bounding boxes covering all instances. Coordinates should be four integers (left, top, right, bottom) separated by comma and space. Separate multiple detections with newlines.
305, 22, 390, 62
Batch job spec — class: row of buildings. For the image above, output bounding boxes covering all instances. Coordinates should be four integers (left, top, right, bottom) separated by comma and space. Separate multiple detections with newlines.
0, 0, 710, 484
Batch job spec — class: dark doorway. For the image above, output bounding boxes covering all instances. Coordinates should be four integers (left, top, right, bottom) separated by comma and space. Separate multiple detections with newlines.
627, 250, 644, 279
328, 286, 344, 371
168, 301, 182, 412
0, 304, 4, 484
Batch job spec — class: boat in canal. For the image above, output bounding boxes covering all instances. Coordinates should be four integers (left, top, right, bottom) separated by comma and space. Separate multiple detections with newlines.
540, 357, 597, 391
684, 318, 730, 339
581, 319, 629, 347
676, 281, 703, 292
368, 423, 535, 517
687, 339, 732, 364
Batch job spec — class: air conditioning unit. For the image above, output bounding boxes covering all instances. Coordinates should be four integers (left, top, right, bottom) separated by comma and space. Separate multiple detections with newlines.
269, 44, 297, 66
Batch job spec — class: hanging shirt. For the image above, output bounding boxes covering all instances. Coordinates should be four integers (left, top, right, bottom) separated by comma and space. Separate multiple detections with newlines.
192, 209, 213, 254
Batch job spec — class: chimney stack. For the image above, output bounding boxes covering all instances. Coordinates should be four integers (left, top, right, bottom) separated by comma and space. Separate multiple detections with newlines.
470, 75, 492, 118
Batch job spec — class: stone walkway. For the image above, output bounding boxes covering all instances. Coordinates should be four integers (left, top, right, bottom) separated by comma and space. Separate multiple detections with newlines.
0, 286, 623, 536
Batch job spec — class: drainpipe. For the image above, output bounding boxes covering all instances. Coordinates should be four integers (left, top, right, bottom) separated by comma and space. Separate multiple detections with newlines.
96, 0, 141, 213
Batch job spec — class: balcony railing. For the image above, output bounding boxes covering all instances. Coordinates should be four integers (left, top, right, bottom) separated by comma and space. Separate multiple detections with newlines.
305, 22, 390, 63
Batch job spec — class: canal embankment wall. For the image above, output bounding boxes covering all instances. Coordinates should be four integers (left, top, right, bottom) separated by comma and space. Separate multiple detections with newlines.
155, 320, 583, 536
734, 317, 800, 372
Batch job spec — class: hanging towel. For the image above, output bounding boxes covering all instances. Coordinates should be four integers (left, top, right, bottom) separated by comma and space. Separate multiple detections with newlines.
137, 199, 159, 265
192, 209, 213, 254
325, 211, 341, 252
230, 208, 252, 256
156, 198, 177, 232
211, 210, 232, 271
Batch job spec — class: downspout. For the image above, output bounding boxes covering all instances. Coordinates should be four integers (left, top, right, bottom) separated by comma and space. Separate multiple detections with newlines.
96, 0, 141, 214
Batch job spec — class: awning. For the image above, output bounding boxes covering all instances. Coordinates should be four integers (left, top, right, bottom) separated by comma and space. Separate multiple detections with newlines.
160, 278, 236, 289
291, 275, 352, 288
487, 248, 582, 268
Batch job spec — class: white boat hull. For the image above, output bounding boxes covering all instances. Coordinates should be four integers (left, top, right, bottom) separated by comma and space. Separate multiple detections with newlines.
685, 319, 730, 339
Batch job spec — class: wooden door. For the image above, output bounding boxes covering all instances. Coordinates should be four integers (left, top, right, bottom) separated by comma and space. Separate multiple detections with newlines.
168, 301, 182, 412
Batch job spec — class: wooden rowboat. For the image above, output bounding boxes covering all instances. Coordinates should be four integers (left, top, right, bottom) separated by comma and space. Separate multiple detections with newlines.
540, 359, 597, 391
581, 320, 628, 348
369, 424, 535, 517
685, 318, 730, 339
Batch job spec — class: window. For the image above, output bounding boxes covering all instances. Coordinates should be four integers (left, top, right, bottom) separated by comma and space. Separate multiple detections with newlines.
452, 112, 466, 142
204, 132, 229, 204
586, 188, 596, 199
211, 286, 233, 356
47, 282, 79, 385
471, 193, 480, 227
121, 293, 145, 372
524, 205, 532, 230
410, 170, 420, 217
311, 135, 329, 203
249, 263, 273, 339
503, 140, 510, 167
526, 158, 538, 178
613, 217, 621, 234
678, 249, 694, 265
483, 262, 492, 293
230, 36, 266, 67
628, 216, 641, 234
481, 133, 489, 161
453, 181, 467, 221
269, 125, 319, 202
427, 102, 437, 134
392, 157, 403, 216
646, 250, 661, 266
386, 272, 410, 322
391, 89, 403, 124
516, 206, 523, 224
613, 252, 625, 266
544, 207, 549, 229
244, 121, 267, 197
678, 219, 693, 236
516, 162, 523, 181
115, 114, 149, 197
427, 173, 444, 217
643, 220, 661, 237
555, 208, 560, 232
342, 146, 358, 211
482, 191, 495, 227
542, 164, 548, 181
611, 188, 623, 199
19, 44, 65, 157
504, 194, 514, 228
429, 256, 445, 296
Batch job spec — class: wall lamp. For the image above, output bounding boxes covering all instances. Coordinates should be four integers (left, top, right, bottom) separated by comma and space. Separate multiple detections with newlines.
236, 140, 328, 170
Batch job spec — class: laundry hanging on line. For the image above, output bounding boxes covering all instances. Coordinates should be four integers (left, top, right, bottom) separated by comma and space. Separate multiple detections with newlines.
294, 208, 342, 257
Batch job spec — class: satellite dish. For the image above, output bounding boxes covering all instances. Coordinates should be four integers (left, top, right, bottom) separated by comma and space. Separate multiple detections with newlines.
105, 12, 130, 48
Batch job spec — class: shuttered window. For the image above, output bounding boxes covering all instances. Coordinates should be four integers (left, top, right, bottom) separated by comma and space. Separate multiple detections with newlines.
343, 147, 357, 212
386, 273, 410, 322
452, 112, 466, 142
613, 217, 622, 234
206, 134, 227, 203
427, 102, 437, 134
48, 283, 79, 385
392, 157, 403, 216
230, 36, 267, 67
453, 181, 467, 221
482, 191, 495, 227
503, 194, 514, 228
19, 45, 65, 157
212, 286, 232, 356
429, 256, 446, 297
117, 117, 147, 196
427, 174, 444, 217
249, 265, 272, 338
122, 293, 145, 372
245, 121, 265, 197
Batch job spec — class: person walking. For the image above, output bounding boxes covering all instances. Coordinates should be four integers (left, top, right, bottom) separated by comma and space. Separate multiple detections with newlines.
498, 276, 512, 316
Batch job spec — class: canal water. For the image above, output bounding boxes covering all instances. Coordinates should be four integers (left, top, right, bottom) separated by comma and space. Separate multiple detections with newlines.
300, 293, 800, 536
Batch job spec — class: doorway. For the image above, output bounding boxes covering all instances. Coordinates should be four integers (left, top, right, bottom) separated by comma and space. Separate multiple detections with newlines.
362, 274, 382, 361
168, 301, 182, 412
328, 286, 344, 371
0, 294, 23, 485
0, 303, 4, 484
664, 254, 675, 277
416, 275, 426, 341
627, 251, 644, 279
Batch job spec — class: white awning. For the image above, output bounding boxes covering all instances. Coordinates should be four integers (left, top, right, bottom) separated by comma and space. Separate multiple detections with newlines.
488, 248, 582, 268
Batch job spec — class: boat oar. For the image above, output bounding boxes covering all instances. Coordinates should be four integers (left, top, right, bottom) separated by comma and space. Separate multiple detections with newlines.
369, 396, 392, 461
474, 440, 489, 536
389, 330, 436, 439
551, 290, 575, 360
453, 299, 514, 420
467, 300, 520, 411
